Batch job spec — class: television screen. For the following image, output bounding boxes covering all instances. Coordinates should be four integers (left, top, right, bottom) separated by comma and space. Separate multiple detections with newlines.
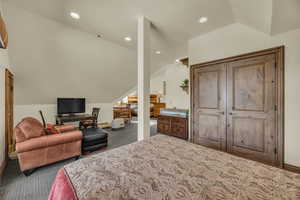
57, 98, 85, 114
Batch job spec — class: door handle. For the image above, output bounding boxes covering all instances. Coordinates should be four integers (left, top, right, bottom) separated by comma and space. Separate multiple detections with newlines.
218, 111, 225, 115
229, 112, 233, 115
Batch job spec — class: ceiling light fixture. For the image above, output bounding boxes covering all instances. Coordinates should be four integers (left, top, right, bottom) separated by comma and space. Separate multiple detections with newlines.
124, 37, 132, 42
198, 17, 208, 24
70, 12, 80, 19
155, 51, 161, 55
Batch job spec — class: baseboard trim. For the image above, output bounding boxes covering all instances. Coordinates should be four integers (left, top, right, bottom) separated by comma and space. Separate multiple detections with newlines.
284, 163, 300, 174
0, 160, 7, 179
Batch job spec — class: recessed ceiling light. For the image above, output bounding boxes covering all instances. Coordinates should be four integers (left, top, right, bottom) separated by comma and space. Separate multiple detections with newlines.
198, 17, 208, 24
124, 37, 132, 42
70, 12, 80, 19
155, 51, 161, 55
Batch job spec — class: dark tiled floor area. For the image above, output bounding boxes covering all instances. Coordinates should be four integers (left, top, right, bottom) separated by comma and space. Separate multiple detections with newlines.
0, 119, 158, 200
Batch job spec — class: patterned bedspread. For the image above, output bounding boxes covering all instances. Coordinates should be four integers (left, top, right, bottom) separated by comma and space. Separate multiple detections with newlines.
56, 135, 300, 199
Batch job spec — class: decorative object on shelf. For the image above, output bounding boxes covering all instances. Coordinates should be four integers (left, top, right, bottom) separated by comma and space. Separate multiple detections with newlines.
180, 79, 189, 94
180, 58, 189, 67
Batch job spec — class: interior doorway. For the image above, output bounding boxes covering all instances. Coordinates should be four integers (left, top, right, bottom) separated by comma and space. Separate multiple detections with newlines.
5, 68, 14, 160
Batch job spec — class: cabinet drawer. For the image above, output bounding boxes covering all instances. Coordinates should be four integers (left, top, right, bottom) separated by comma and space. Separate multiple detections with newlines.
158, 122, 171, 134
158, 117, 170, 124
171, 118, 186, 126
158, 115, 188, 140
171, 124, 187, 138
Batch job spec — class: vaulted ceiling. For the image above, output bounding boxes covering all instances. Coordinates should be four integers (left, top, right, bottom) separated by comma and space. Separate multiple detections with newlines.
3, 0, 300, 104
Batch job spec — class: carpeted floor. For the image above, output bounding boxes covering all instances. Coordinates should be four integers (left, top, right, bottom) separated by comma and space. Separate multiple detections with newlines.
0, 119, 158, 200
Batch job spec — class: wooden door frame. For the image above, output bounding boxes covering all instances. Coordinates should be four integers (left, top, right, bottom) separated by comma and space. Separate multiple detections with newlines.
190, 46, 284, 168
5, 68, 14, 161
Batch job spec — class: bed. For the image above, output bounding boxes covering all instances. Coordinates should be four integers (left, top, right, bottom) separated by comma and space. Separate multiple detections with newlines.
49, 135, 300, 200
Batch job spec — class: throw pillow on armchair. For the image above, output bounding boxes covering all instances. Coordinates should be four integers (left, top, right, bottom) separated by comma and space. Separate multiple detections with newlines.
45, 124, 60, 135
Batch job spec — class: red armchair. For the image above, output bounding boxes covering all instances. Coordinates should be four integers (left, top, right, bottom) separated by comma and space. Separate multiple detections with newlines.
14, 117, 82, 176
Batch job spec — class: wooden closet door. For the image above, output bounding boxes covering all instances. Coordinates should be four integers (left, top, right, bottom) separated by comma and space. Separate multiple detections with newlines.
192, 64, 227, 151
227, 54, 277, 165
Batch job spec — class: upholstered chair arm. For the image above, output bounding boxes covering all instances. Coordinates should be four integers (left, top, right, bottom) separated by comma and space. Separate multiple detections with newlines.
54, 124, 76, 133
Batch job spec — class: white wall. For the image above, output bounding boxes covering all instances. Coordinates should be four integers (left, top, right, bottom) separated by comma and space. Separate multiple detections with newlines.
0, 1, 10, 166
189, 23, 300, 167
4, 3, 137, 105
14, 103, 113, 127
150, 63, 189, 109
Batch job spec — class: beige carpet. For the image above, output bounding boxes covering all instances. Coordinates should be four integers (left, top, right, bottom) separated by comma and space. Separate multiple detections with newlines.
0, 120, 158, 200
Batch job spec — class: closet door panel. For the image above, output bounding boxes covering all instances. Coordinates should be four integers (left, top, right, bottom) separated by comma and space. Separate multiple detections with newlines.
227, 54, 277, 165
193, 64, 227, 151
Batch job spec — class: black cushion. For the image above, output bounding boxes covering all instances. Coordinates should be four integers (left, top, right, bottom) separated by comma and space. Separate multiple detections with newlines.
81, 128, 108, 152
82, 128, 108, 142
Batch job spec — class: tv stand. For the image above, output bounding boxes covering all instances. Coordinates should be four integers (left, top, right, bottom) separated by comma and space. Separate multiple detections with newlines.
56, 114, 95, 125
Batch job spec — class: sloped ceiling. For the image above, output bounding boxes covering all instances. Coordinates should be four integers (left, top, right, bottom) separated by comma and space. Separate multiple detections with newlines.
229, 0, 300, 35
229, 0, 273, 34
4, 4, 138, 104
3, 0, 300, 104
271, 0, 300, 35
4, 0, 235, 49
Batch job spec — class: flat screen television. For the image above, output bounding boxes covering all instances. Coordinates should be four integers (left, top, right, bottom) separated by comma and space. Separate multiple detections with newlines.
57, 98, 85, 115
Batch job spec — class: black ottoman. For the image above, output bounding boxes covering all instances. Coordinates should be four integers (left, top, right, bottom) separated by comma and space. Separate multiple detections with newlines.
81, 128, 108, 153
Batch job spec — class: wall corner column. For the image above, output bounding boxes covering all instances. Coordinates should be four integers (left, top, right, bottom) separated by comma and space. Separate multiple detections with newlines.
137, 16, 151, 141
